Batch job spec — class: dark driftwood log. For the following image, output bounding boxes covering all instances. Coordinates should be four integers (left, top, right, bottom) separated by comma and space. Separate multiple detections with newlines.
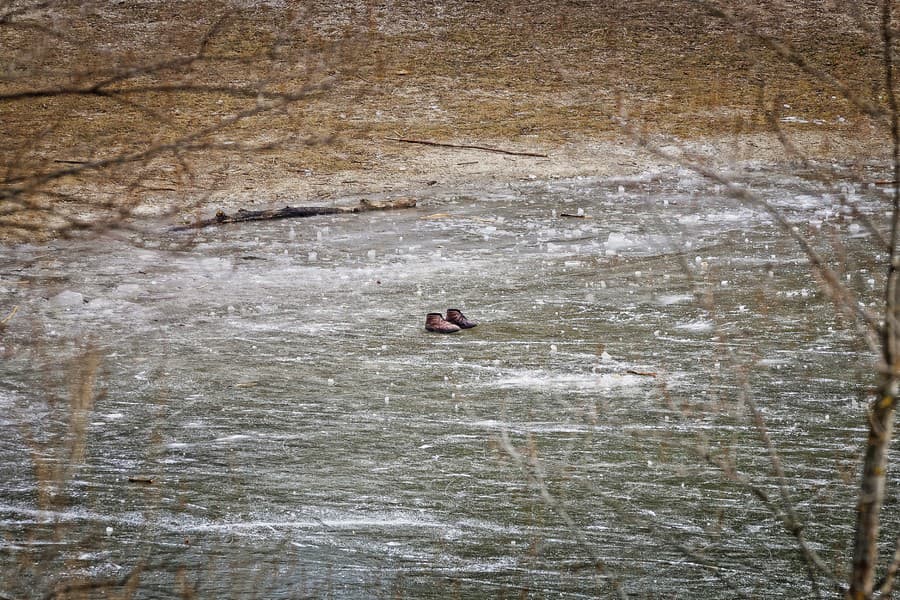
175, 197, 417, 230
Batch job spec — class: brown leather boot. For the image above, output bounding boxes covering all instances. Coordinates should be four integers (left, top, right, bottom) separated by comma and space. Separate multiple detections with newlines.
446, 309, 477, 329
425, 312, 461, 333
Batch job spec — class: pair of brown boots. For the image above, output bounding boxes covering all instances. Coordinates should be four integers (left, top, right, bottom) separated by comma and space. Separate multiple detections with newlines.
425, 309, 478, 333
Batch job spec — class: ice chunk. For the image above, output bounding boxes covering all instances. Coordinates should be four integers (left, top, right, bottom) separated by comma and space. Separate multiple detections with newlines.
49, 290, 84, 307
114, 284, 142, 296
656, 294, 693, 306
605, 232, 635, 251
676, 319, 714, 331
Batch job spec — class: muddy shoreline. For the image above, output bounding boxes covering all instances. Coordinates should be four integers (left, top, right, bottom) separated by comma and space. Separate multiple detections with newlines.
178, 130, 888, 221
0, 1, 889, 238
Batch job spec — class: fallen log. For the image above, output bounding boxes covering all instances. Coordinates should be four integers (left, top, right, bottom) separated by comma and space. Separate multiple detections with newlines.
174, 197, 416, 230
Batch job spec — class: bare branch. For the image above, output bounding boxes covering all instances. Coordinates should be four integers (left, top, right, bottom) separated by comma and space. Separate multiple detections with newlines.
849, 204, 892, 254
763, 93, 811, 166
385, 136, 549, 158
497, 430, 627, 599
0, 13, 280, 105
850, 2, 900, 596
697, 439, 842, 595
651, 211, 844, 594
0, 82, 300, 103
875, 535, 900, 596
741, 383, 835, 594
620, 121, 882, 338
701, 1, 884, 119
2, 81, 325, 193
674, 544, 755, 600
42, 565, 143, 600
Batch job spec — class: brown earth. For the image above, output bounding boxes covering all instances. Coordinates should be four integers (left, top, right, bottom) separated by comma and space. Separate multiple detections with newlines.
0, 0, 891, 238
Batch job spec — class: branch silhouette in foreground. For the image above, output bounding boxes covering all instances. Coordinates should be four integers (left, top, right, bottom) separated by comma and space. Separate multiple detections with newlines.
0, 5, 344, 241
617, 2, 899, 597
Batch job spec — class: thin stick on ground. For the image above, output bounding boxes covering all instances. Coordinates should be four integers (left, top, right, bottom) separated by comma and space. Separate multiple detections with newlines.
385, 136, 549, 158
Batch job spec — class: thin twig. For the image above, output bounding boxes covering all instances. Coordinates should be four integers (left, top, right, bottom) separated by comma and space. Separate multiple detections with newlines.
2, 82, 324, 193
849, 205, 891, 253
497, 430, 627, 598
0, 82, 309, 103
1, 305, 18, 325
701, 1, 884, 119
698, 441, 841, 596
741, 382, 832, 596
675, 545, 755, 600
850, 1, 900, 596
620, 122, 881, 338
876, 535, 900, 596
42, 565, 143, 600
385, 136, 549, 157
764, 93, 811, 166
649, 215, 843, 595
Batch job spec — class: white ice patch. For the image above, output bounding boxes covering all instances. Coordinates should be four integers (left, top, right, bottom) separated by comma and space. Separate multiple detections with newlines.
177, 511, 452, 536
493, 369, 647, 390
604, 232, 672, 254
214, 434, 253, 443
677, 208, 758, 227
113, 284, 143, 297
780, 116, 825, 125
655, 294, 694, 306
49, 290, 84, 307
674, 319, 714, 332
605, 232, 638, 252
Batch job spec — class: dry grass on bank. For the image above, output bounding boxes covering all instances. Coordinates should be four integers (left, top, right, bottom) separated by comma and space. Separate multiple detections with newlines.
0, 0, 889, 240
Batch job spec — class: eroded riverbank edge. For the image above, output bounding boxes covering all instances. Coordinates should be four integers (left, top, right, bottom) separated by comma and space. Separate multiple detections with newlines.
161, 130, 890, 225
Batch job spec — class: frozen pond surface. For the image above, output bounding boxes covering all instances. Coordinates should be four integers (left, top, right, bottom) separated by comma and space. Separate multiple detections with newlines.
0, 168, 895, 597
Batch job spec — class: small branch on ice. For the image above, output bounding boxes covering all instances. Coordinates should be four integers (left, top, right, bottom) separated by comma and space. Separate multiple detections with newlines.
626, 369, 657, 377
127, 476, 154, 484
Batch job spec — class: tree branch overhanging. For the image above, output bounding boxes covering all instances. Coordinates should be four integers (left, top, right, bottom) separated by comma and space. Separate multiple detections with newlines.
2, 81, 326, 193
849, 1, 900, 597
0, 5, 343, 240
701, 1, 885, 120
617, 121, 881, 339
